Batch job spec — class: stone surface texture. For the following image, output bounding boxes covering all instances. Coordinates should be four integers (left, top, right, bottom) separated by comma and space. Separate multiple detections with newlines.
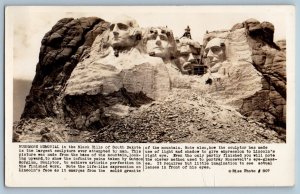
16, 17, 286, 142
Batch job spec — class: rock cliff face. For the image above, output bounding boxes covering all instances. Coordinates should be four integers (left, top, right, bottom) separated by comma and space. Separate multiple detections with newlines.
15, 17, 286, 143
21, 17, 109, 119
202, 18, 286, 137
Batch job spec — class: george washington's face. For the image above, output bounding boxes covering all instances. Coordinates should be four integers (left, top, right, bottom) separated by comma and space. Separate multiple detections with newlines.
204, 38, 225, 66
145, 27, 174, 59
109, 17, 139, 49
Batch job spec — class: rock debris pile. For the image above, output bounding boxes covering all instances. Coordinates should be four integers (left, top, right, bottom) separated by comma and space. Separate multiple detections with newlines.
94, 89, 283, 143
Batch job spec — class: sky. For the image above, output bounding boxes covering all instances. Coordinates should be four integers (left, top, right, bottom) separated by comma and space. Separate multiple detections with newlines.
11, 6, 288, 80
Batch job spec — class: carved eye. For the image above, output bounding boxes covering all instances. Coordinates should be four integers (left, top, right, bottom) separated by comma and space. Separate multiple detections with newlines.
148, 29, 158, 40
159, 35, 168, 41
117, 23, 128, 30
205, 48, 209, 54
109, 24, 115, 31
181, 52, 189, 57
211, 46, 221, 54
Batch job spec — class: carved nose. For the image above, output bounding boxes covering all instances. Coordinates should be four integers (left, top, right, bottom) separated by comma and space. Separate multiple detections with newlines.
207, 49, 214, 59
113, 31, 119, 36
156, 39, 162, 46
188, 53, 196, 62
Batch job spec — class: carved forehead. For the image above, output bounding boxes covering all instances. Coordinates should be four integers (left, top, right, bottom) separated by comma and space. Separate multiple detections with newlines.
205, 38, 223, 49
177, 37, 201, 49
147, 27, 173, 37
111, 15, 139, 28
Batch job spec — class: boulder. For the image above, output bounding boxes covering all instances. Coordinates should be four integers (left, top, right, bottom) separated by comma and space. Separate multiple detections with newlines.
21, 17, 109, 119
244, 18, 261, 32
276, 39, 286, 51
231, 23, 244, 31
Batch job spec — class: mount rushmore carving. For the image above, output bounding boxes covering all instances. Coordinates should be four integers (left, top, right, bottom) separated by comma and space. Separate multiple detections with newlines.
14, 16, 286, 143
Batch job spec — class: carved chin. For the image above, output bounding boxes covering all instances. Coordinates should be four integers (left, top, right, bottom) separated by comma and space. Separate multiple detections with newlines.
147, 49, 169, 58
208, 57, 223, 65
111, 41, 125, 48
111, 39, 134, 49
149, 52, 169, 59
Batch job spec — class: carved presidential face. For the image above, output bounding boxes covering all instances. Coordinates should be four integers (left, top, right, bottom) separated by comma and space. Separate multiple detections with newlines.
109, 16, 140, 49
204, 38, 225, 66
176, 37, 201, 73
145, 27, 175, 59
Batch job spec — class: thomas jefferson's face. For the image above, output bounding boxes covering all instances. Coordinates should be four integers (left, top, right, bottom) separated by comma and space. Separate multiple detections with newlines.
109, 18, 137, 49
146, 28, 172, 59
205, 38, 225, 66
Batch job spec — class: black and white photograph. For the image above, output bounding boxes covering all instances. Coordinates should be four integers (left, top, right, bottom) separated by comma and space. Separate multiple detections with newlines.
5, 6, 295, 187
11, 7, 288, 143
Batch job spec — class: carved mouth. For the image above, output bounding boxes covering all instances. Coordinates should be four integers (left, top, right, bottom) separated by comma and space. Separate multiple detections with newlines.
208, 61, 218, 66
210, 60, 219, 64
189, 59, 198, 64
152, 47, 162, 50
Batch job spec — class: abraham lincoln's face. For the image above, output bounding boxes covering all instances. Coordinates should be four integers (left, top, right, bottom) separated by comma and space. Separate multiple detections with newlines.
204, 38, 225, 66
145, 27, 175, 59
109, 17, 139, 49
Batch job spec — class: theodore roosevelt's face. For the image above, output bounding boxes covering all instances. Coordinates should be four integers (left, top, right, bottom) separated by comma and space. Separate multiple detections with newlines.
146, 27, 172, 59
176, 38, 201, 72
178, 43, 199, 65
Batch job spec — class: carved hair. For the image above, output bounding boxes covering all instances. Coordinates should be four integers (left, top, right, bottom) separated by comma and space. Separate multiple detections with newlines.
142, 26, 177, 59
94, 22, 143, 57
